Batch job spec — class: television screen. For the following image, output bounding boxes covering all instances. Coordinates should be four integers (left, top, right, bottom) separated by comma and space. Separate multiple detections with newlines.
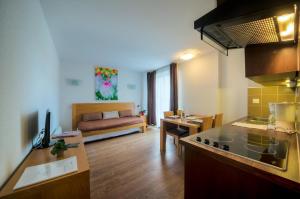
42, 110, 51, 148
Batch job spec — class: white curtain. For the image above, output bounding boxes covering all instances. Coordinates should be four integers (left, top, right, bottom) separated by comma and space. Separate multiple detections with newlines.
155, 67, 170, 127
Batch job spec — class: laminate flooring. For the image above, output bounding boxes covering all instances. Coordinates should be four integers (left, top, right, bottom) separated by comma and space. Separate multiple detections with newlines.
85, 127, 184, 199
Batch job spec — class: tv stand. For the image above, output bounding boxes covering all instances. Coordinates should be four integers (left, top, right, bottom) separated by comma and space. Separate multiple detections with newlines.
35, 140, 55, 149
0, 133, 90, 199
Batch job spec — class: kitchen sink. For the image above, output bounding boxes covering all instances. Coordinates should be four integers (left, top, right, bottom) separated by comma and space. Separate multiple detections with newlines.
244, 117, 269, 125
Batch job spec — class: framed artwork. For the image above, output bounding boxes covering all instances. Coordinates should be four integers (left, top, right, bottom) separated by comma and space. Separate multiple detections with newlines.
95, 66, 118, 100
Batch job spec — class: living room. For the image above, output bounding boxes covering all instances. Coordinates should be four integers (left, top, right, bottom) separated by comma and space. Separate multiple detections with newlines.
1, 0, 300, 199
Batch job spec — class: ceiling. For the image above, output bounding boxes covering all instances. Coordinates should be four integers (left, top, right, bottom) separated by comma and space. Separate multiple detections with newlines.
40, 0, 216, 71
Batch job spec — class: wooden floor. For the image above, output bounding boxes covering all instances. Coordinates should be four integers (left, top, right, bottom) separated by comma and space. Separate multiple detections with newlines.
85, 127, 184, 199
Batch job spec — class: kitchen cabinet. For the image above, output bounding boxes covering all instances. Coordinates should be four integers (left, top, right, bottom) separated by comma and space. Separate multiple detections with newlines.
183, 144, 299, 199
180, 120, 300, 198
217, 0, 227, 6
245, 42, 298, 85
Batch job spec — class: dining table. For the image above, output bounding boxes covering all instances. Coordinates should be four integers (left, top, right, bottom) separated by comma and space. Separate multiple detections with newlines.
160, 115, 207, 152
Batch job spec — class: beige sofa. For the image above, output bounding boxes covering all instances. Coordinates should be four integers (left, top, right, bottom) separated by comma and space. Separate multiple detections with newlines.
72, 103, 146, 137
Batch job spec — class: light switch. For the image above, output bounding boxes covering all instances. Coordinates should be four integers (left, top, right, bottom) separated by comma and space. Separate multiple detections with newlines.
252, 98, 260, 104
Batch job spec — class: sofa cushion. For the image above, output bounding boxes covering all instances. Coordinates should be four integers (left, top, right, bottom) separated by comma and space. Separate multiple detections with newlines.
103, 111, 119, 119
78, 116, 144, 132
82, 112, 102, 121
119, 110, 133, 118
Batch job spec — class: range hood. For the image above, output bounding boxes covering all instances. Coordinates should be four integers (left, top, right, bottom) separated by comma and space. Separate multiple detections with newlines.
194, 0, 300, 55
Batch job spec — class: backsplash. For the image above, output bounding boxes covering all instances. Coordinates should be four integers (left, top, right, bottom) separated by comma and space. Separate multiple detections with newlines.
248, 87, 299, 118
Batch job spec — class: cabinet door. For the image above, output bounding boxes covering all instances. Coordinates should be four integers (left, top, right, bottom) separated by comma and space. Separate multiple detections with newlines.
245, 43, 298, 78
217, 0, 227, 6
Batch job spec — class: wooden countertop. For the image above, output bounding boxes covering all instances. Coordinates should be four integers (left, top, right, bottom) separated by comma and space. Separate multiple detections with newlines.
0, 133, 90, 198
180, 118, 300, 192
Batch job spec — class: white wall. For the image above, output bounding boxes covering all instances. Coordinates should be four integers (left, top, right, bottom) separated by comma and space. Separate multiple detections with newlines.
178, 52, 219, 116
177, 49, 260, 124
0, 0, 60, 187
60, 62, 143, 130
218, 49, 248, 123
218, 49, 261, 123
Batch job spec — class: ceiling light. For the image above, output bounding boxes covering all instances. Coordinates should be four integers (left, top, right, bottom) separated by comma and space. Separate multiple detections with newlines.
277, 13, 295, 41
180, 53, 194, 61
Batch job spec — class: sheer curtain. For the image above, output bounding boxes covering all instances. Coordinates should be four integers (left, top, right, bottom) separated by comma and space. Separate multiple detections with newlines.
155, 67, 170, 127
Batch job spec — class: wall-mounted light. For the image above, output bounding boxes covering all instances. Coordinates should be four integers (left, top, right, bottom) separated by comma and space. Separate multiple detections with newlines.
277, 13, 294, 23
285, 79, 297, 88
66, 78, 81, 86
297, 79, 300, 87
180, 53, 194, 61
277, 12, 295, 41
127, 84, 136, 90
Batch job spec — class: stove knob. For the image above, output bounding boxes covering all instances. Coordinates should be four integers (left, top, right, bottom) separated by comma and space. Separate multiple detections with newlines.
213, 142, 219, 148
204, 139, 210, 145
196, 137, 202, 142
223, 145, 229, 151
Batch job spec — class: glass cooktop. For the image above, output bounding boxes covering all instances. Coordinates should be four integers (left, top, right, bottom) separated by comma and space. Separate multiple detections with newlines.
192, 129, 289, 170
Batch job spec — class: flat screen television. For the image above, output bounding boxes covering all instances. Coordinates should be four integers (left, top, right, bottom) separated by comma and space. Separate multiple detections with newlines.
41, 110, 51, 148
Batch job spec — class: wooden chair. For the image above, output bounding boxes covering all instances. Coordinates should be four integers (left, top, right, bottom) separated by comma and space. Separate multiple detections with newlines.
177, 110, 183, 116
201, 116, 214, 131
167, 128, 189, 155
164, 111, 174, 118
163, 111, 176, 143
213, 113, 223, 128
163, 111, 188, 156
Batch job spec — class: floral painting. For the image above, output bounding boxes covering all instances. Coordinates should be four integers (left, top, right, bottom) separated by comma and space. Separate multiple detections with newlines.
95, 66, 118, 100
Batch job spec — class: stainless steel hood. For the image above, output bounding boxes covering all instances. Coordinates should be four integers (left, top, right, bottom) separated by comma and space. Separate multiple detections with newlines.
194, 0, 300, 55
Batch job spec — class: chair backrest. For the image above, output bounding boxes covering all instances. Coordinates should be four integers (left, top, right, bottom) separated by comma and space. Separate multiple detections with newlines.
201, 116, 214, 131
164, 111, 174, 118
177, 110, 183, 116
213, 113, 223, 128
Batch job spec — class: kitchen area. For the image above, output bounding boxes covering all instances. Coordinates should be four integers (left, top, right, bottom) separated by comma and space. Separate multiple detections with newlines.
180, 0, 300, 198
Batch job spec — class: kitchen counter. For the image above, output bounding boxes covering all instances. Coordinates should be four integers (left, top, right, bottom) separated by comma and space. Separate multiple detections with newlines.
180, 118, 300, 198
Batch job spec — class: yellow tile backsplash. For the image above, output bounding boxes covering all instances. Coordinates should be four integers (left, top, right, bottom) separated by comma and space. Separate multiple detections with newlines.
248, 106, 262, 118
277, 95, 295, 103
248, 86, 297, 118
248, 88, 262, 96
261, 95, 277, 107
262, 87, 277, 95
261, 106, 270, 118
278, 86, 295, 95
